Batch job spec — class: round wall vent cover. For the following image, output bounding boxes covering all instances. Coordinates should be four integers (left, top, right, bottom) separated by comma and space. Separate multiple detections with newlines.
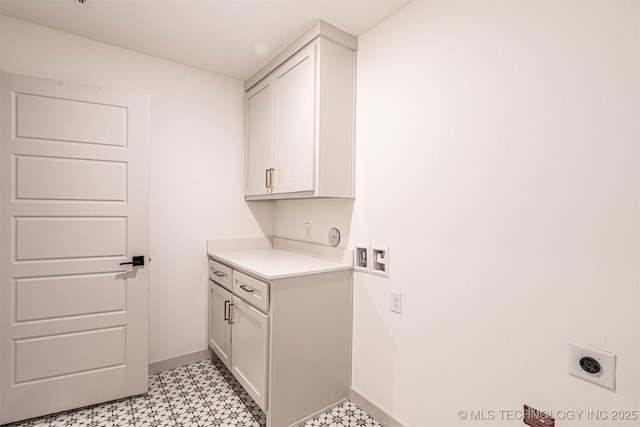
328, 228, 341, 246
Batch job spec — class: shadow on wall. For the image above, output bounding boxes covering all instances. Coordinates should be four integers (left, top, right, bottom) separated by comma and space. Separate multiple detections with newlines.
351, 272, 398, 413
245, 200, 277, 238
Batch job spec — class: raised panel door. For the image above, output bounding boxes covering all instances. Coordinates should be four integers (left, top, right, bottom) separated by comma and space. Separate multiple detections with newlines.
0, 72, 150, 424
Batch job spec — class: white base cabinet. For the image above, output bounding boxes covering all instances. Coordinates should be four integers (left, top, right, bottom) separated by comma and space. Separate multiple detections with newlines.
208, 255, 352, 427
231, 296, 269, 411
208, 274, 269, 413
208, 282, 232, 369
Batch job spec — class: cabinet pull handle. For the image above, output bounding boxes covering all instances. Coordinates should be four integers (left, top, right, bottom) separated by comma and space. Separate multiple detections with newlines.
266, 168, 274, 189
265, 168, 275, 190
213, 270, 225, 278
228, 303, 234, 324
239, 284, 255, 293
224, 300, 230, 320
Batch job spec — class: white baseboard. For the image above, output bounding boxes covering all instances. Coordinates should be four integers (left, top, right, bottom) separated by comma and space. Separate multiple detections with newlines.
350, 388, 405, 427
148, 349, 210, 376
291, 397, 350, 427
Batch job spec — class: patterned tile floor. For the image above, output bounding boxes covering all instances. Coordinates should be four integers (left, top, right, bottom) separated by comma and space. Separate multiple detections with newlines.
3, 358, 381, 427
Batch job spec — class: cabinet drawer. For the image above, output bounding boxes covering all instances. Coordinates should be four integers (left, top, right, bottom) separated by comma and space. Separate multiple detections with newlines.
208, 258, 232, 291
232, 270, 269, 313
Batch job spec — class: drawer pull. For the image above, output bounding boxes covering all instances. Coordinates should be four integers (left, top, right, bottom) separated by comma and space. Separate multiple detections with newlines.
213, 270, 226, 278
239, 284, 255, 293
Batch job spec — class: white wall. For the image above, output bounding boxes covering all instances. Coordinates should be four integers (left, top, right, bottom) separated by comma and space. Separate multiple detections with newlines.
275, 1, 639, 425
3, 3, 638, 423
0, 15, 274, 364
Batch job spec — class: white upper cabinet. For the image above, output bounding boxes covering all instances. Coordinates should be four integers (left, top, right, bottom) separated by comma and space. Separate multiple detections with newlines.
273, 44, 316, 194
244, 21, 356, 200
245, 80, 274, 196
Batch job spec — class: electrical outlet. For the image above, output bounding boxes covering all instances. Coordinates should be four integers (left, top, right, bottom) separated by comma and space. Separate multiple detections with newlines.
390, 291, 402, 314
568, 343, 616, 391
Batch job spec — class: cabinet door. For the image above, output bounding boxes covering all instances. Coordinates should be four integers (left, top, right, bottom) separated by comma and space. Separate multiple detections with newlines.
245, 79, 273, 196
272, 42, 316, 194
231, 296, 269, 412
208, 281, 232, 369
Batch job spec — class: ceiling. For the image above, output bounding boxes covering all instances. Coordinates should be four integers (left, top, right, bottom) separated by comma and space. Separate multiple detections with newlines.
0, 0, 410, 81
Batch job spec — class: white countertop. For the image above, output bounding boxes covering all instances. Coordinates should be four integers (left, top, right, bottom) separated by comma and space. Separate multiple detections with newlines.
207, 248, 352, 281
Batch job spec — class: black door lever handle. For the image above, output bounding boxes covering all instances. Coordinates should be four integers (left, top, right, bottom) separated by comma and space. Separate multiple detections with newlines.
120, 256, 145, 267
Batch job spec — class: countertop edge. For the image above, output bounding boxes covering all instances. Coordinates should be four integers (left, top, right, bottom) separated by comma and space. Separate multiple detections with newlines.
207, 251, 353, 281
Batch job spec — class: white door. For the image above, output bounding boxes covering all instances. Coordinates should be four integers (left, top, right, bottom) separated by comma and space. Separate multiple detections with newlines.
208, 280, 232, 369
231, 296, 268, 412
0, 72, 150, 424
273, 42, 316, 194
245, 79, 273, 196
